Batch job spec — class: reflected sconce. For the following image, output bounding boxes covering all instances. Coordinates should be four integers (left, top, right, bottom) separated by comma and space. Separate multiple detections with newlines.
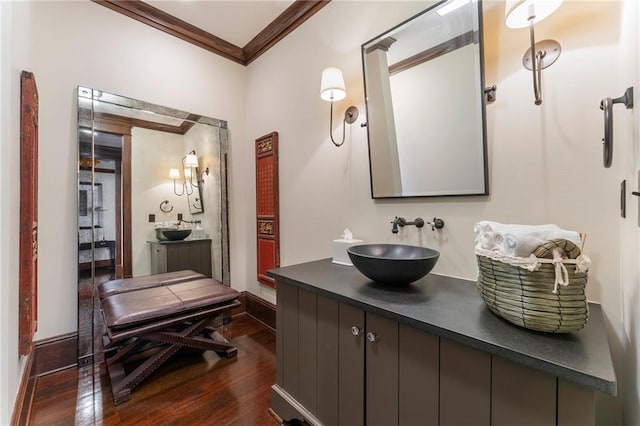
183, 150, 209, 187
169, 168, 187, 196
505, 0, 563, 105
320, 67, 359, 147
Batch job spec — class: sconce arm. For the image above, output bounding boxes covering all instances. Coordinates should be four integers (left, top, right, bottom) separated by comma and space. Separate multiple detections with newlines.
522, 20, 561, 106
529, 20, 542, 105
328, 102, 359, 147
173, 178, 184, 196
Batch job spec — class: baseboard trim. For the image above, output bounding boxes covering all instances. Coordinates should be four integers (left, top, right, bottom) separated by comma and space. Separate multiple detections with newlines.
11, 353, 35, 426
33, 332, 78, 376
245, 291, 276, 331
231, 291, 247, 317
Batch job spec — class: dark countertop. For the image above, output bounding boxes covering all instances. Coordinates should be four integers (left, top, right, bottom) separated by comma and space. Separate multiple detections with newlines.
148, 238, 211, 245
268, 258, 617, 396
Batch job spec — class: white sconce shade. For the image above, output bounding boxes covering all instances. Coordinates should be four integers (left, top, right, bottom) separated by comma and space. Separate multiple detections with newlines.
169, 168, 180, 179
184, 153, 198, 168
184, 168, 192, 178
505, 0, 563, 28
320, 67, 346, 102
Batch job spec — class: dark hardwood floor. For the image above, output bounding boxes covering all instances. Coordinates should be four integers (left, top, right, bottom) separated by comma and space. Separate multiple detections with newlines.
30, 314, 278, 425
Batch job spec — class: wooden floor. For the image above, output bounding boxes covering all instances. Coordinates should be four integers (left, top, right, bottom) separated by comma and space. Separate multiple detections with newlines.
30, 314, 279, 425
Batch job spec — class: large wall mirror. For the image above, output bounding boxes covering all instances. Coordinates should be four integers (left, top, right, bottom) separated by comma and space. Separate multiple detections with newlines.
362, 0, 488, 198
76, 87, 230, 366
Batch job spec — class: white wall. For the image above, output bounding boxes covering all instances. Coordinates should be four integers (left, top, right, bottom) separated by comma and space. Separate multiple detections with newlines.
618, 0, 640, 423
183, 124, 224, 280
1, 0, 248, 418
245, 1, 433, 304
245, 0, 637, 423
131, 127, 185, 276
22, 0, 247, 340
0, 1, 32, 423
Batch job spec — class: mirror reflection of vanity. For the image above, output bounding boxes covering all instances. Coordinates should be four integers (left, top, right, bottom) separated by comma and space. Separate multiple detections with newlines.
76, 87, 230, 366
362, 0, 489, 198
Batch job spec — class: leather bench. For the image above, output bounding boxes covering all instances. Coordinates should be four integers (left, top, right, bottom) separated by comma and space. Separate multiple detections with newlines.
99, 274, 239, 404
97, 270, 206, 299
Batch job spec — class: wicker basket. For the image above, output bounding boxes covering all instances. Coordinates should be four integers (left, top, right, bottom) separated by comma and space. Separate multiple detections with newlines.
476, 239, 589, 333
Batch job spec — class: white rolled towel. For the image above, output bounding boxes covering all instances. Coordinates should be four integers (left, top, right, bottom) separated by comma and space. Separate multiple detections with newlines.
474, 221, 582, 256
501, 228, 582, 257
474, 221, 503, 250
474, 222, 558, 250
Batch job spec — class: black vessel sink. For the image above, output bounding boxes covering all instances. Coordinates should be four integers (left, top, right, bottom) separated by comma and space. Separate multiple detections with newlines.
347, 244, 439, 284
161, 229, 192, 241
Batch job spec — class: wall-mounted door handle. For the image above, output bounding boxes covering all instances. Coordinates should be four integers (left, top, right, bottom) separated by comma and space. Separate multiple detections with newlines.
600, 87, 634, 168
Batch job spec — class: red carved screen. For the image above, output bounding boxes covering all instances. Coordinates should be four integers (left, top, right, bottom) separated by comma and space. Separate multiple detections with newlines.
256, 132, 279, 288
19, 71, 39, 355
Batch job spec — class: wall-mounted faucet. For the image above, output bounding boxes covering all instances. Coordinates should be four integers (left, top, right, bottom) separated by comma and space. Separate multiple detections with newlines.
391, 217, 424, 233
391, 216, 444, 233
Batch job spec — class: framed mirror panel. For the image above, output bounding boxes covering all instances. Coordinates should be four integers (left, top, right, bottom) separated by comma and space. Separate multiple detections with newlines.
76, 87, 230, 366
362, 0, 489, 198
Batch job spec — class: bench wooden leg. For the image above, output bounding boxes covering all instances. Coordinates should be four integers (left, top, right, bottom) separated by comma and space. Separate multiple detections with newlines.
105, 315, 237, 405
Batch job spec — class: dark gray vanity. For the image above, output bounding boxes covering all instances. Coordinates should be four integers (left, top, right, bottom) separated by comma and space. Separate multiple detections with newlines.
149, 239, 212, 277
268, 259, 616, 426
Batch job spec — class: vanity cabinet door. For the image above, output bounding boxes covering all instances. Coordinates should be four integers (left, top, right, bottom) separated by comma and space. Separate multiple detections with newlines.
338, 303, 365, 426
492, 356, 556, 425
365, 312, 399, 426
150, 240, 212, 277
440, 338, 491, 426
317, 296, 339, 425
398, 324, 439, 425
166, 240, 212, 277
149, 242, 167, 274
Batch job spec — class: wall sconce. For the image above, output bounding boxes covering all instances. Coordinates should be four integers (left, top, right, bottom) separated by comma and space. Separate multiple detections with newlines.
183, 150, 209, 187
320, 67, 359, 147
505, 0, 563, 105
170, 151, 210, 196
169, 168, 191, 196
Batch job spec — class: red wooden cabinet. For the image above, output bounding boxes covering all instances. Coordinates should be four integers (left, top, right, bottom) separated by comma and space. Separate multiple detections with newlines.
19, 71, 39, 355
256, 132, 279, 288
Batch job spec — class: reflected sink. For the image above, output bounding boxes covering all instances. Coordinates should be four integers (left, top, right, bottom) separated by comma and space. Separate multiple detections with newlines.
347, 244, 439, 284
161, 229, 192, 241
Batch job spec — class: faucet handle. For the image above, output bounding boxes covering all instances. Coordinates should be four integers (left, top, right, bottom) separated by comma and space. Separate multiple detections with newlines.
428, 217, 445, 231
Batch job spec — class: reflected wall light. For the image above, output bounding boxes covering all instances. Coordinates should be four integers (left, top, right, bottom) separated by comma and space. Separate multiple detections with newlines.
169, 168, 186, 196
505, 0, 563, 105
320, 67, 359, 147
183, 150, 209, 187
